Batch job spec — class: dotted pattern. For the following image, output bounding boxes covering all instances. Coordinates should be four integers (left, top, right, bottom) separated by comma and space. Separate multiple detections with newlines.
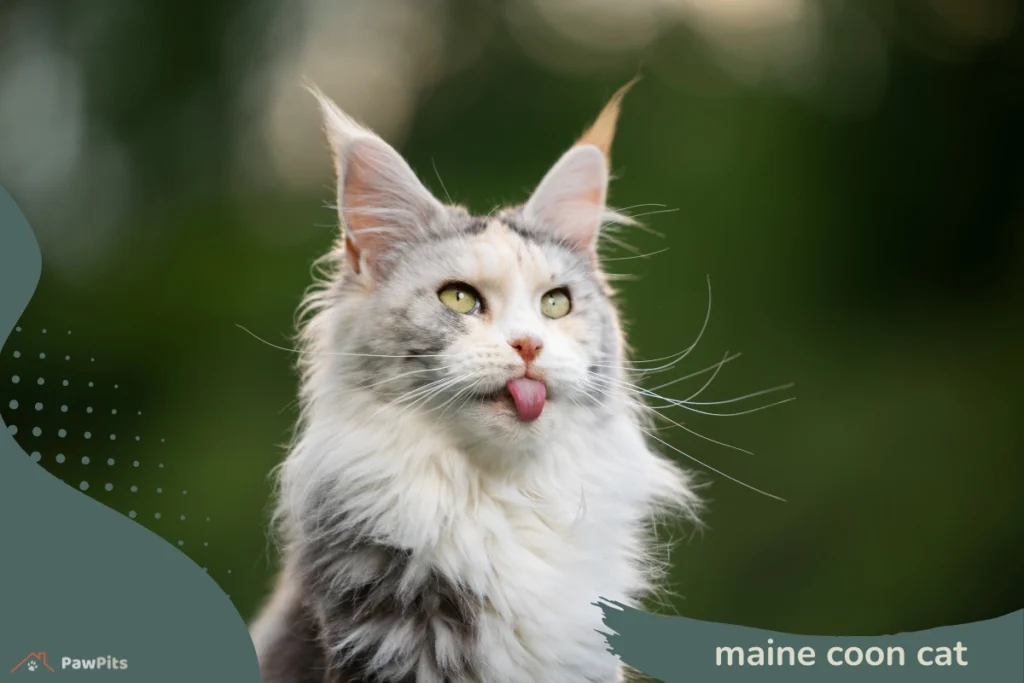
1, 329, 233, 592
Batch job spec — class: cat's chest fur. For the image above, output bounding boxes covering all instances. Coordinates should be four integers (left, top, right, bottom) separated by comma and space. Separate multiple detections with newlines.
286, 408, 647, 683
429, 470, 634, 682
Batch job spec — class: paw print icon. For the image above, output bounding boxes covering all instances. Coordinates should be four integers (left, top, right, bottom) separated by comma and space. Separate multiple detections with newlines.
10, 652, 55, 674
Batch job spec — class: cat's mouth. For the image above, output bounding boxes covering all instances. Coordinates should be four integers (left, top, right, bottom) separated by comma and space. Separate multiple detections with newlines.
475, 378, 548, 422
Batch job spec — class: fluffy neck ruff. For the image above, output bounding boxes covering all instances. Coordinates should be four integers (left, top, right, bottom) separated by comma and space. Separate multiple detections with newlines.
268, 274, 699, 683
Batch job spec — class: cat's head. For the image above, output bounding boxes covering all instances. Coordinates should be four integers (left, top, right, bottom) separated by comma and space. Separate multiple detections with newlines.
305, 82, 642, 450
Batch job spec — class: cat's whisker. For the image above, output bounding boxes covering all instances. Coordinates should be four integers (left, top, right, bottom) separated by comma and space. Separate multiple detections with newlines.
430, 380, 477, 417
434, 380, 486, 420
236, 325, 456, 360
385, 389, 452, 423
614, 202, 669, 213
574, 383, 608, 409
679, 350, 732, 402
671, 397, 796, 417
603, 219, 665, 240
329, 369, 453, 399
589, 275, 712, 375
599, 248, 670, 263
585, 375, 674, 410
397, 374, 479, 419
682, 382, 796, 407
650, 410, 755, 456
361, 363, 461, 391
398, 376, 463, 408
619, 207, 680, 222
633, 274, 712, 369
454, 381, 488, 414
406, 388, 464, 421
431, 158, 454, 205
602, 272, 640, 282
371, 376, 460, 421
599, 233, 644, 256
588, 371, 795, 418
638, 428, 786, 502
614, 208, 680, 239
647, 352, 742, 391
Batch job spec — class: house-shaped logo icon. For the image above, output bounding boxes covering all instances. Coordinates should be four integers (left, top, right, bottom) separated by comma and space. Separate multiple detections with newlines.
11, 652, 55, 673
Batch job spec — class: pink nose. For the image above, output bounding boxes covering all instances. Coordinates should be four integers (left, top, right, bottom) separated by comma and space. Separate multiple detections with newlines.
509, 336, 543, 363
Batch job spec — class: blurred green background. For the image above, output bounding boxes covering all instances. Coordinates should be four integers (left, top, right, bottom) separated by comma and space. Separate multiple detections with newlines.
0, 0, 1021, 637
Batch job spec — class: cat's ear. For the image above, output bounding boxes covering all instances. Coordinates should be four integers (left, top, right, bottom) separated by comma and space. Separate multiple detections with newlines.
309, 85, 445, 276
523, 78, 638, 252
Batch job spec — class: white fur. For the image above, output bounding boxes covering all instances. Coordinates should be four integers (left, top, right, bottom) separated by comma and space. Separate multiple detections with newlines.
267, 241, 697, 682
253, 91, 700, 683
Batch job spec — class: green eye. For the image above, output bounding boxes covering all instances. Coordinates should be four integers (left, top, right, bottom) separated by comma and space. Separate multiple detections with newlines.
541, 288, 571, 319
438, 283, 481, 314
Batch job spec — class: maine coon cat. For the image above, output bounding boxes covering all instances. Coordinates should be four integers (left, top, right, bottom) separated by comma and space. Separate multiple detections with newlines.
249, 80, 701, 683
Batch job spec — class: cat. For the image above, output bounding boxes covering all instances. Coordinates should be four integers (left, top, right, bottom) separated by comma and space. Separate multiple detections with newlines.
249, 80, 701, 683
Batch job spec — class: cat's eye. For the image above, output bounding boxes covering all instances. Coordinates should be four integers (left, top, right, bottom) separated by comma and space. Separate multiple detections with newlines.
541, 288, 571, 319
438, 283, 482, 314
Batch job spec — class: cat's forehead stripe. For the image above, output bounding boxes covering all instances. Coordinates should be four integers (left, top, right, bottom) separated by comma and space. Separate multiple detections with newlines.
457, 213, 546, 245
468, 220, 530, 281
462, 217, 488, 235
501, 215, 540, 242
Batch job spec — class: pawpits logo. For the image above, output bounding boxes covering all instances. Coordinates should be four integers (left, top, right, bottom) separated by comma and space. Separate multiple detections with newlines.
11, 653, 55, 673
11, 652, 129, 674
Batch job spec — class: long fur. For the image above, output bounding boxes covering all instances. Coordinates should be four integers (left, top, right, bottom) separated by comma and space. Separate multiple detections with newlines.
250, 88, 701, 683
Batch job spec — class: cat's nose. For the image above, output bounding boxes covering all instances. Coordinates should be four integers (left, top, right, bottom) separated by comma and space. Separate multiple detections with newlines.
509, 335, 543, 363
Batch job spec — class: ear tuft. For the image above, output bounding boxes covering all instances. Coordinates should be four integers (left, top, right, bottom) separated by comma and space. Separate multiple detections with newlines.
305, 81, 376, 164
523, 79, 640, 252
308, 83, 444, 276
576, 75, 640, 167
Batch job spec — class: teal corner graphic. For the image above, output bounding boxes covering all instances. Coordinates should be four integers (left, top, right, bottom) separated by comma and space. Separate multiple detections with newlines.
0, 185, 259, 681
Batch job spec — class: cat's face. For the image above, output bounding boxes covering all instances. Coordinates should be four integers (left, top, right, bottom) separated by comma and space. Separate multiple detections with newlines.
310, 81, 636, 446
344, 210, 623, 444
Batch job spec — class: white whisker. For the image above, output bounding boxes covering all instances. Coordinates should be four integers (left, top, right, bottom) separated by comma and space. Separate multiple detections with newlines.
640, 429, 785, 502
614, 203, 669, 213
236, 325, 454, 360
669, 397, 796, 418
431, 158, 454, 205
434, 380, 485, 420
590, 275, 712, 373
599, 233, 644, 255
619, 207, 679, 222
650, 410, 754, 456
683, 383, 796, 407
370, 376, 460, 421
599, 248, 670, 263
648, 352, 742, 391
388, 382, 462, 422
679, 350, 731, 402
362, 364, 459, 391
589, 371, 795, 418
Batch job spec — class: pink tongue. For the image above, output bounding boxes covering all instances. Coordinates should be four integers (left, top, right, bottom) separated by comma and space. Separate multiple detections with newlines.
506, 378, 547, 422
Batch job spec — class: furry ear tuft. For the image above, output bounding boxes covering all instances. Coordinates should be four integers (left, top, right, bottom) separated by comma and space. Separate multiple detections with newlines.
576, 76, 640, 167
523, 79, 639, 252
308, 83, 444, 276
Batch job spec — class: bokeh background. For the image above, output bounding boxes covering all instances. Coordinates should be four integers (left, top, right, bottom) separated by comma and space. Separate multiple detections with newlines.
1, 0, 1021, 638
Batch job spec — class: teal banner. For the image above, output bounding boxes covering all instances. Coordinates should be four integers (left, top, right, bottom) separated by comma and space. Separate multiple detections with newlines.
600, 600, 1023, 682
